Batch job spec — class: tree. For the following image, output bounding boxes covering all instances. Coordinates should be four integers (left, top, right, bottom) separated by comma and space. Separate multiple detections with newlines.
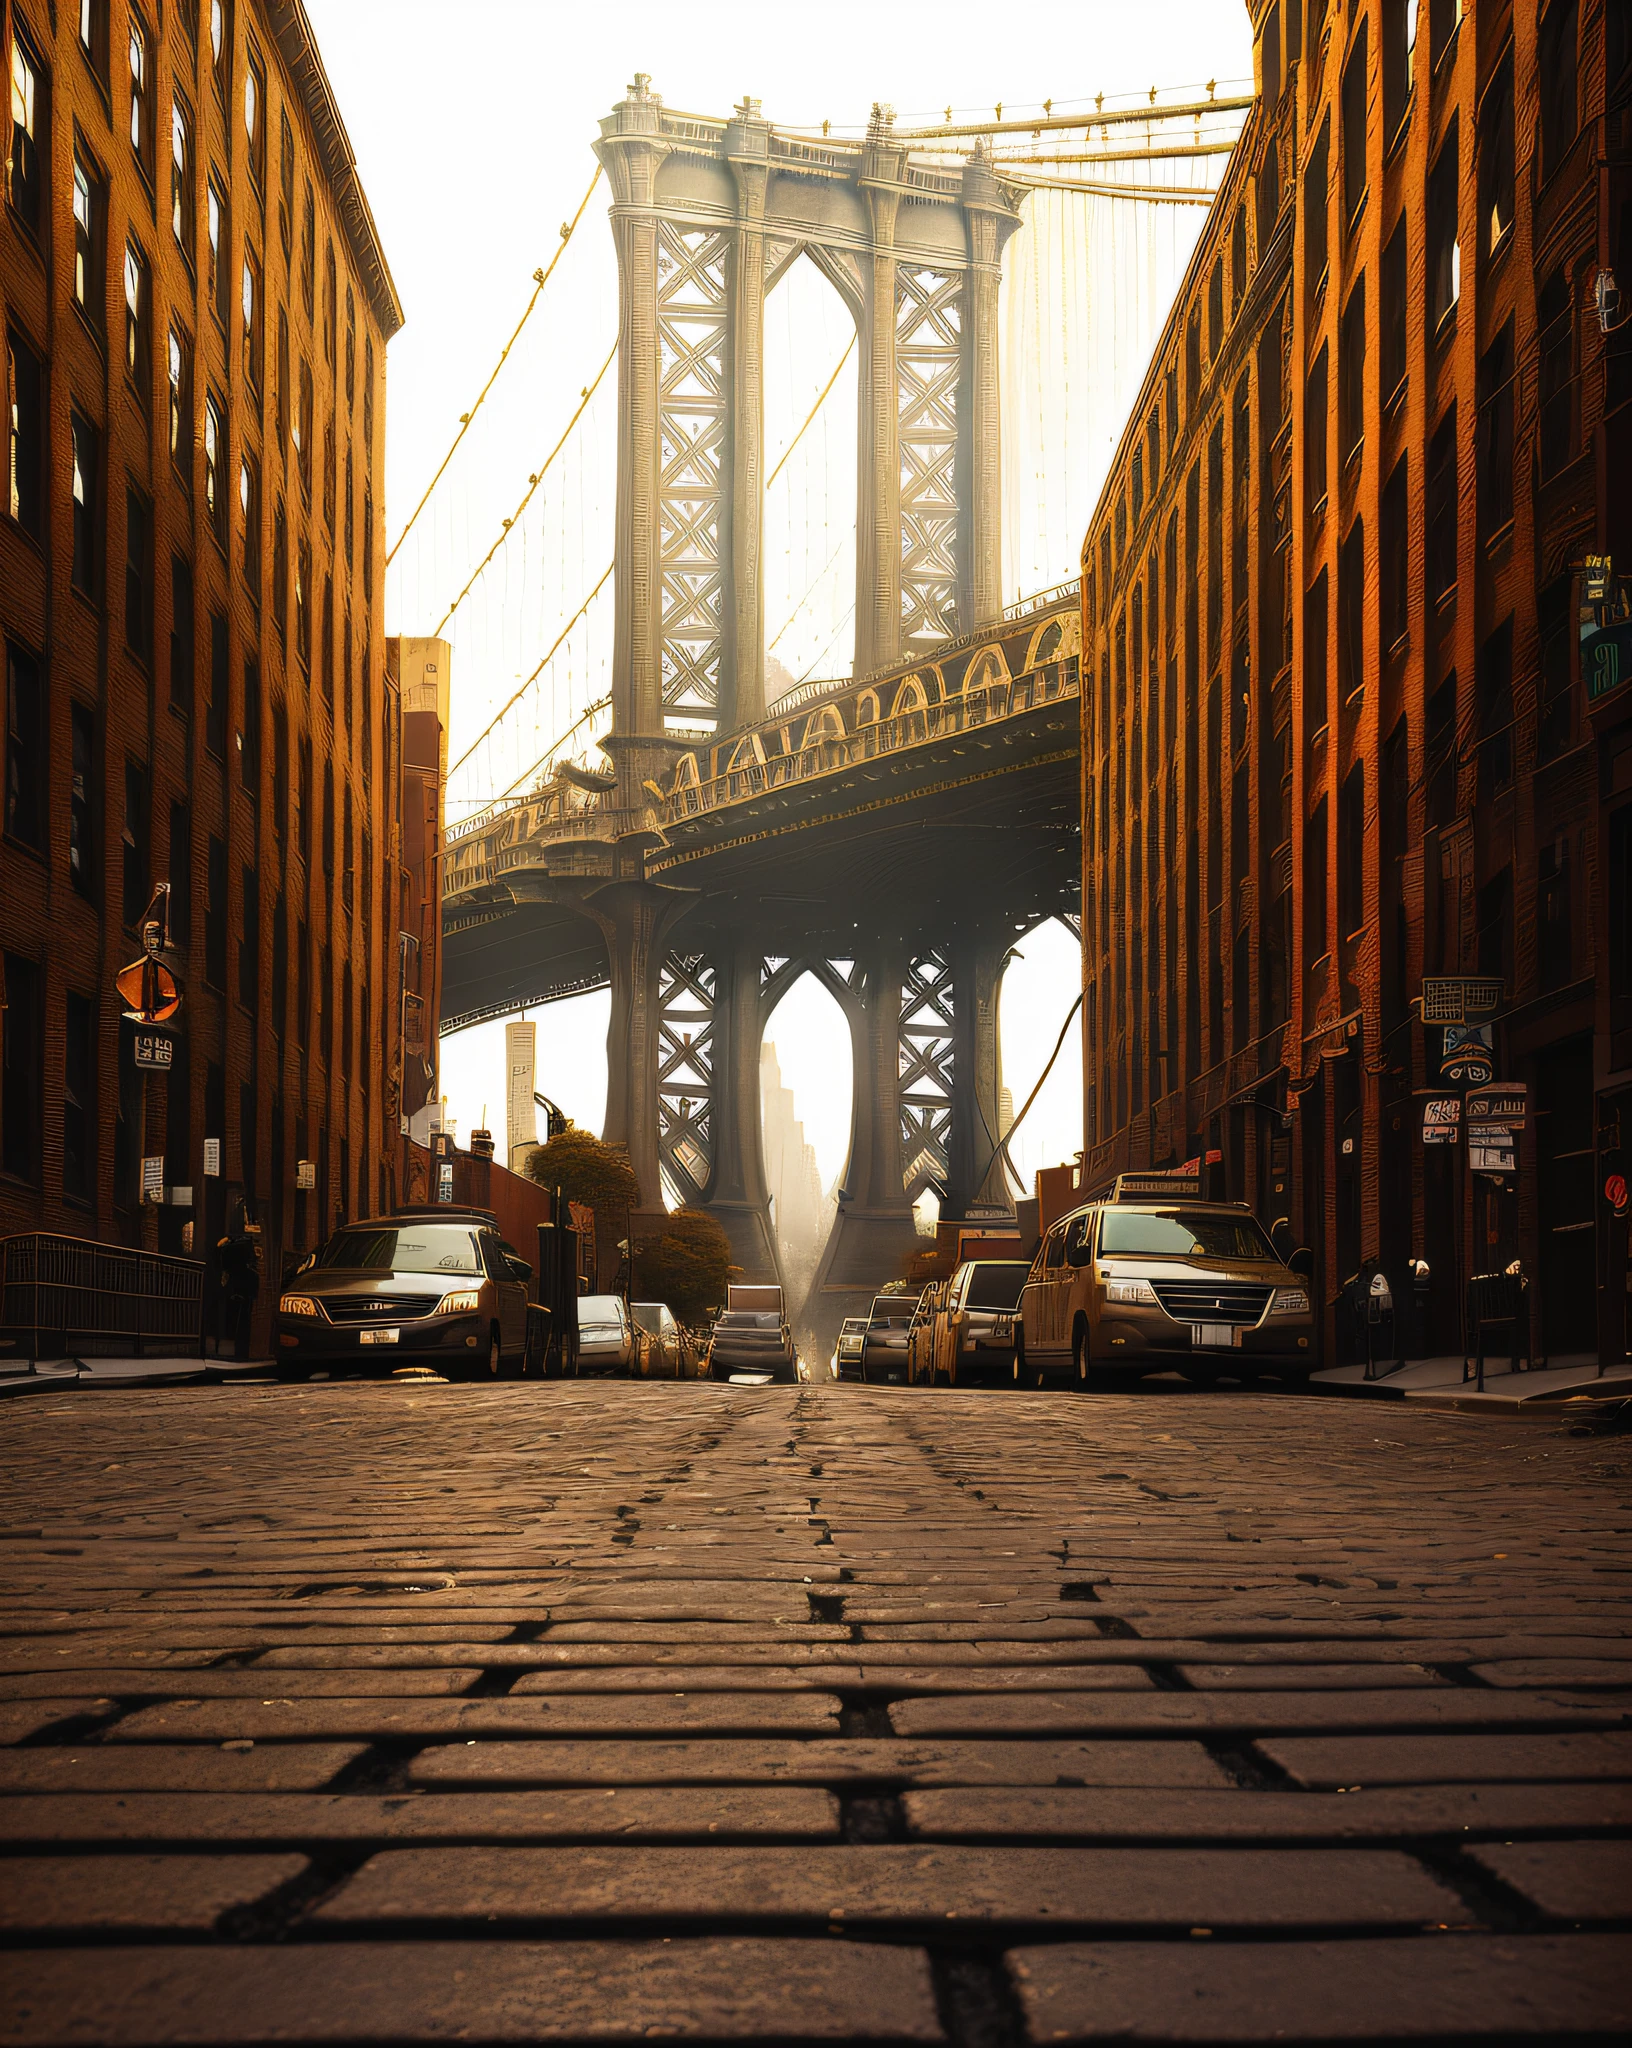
523, 1125, 640, 1218
632, 1207, 735, 1326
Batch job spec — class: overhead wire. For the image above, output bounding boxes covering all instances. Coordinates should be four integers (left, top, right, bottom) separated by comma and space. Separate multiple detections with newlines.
387, 164, 604, 568
447, 562, 615, 781
433, 340, 617, 637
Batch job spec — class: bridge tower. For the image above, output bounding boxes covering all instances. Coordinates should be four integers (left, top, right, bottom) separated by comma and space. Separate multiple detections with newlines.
591, 77, 1026, 1287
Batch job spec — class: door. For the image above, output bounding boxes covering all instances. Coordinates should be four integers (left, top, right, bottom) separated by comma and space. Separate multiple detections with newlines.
1536, 1038, 1597, 1357
484, 1235, 528, 1355
1034, 1225, 1070, 1361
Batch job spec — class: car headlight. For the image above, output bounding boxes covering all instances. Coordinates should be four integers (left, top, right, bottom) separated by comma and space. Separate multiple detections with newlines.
1105, 1278, 1158, 1305
279, 1294, 319, 1317
1270, 1287, 1311, 1316
437, 1289, 482, 1315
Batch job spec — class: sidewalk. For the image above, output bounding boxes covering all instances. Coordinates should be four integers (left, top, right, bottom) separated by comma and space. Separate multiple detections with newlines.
1311, 1349, 1632, 1412
0, 1355, 276, 1396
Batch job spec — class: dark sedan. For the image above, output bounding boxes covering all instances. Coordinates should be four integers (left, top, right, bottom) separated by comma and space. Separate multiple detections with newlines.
273, 1212, 534, 1380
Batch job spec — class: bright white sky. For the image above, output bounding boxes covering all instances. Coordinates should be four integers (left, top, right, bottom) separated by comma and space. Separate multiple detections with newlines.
306, 0, 1254, 1213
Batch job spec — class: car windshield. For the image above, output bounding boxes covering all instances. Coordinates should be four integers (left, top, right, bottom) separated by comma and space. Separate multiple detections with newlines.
1099, 1210, 1276, 1260
869, 1303, 915, 1329
631, 1305, 667, 1332
312, 1226, 480, 1275
964, 1264, 1029, 1309
718, 1312, 781, 1329
579, 1296, 625, 1331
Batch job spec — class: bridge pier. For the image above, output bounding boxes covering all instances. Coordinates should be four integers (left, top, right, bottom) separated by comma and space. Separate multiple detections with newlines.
942, 927, 1014, 1220
702, 936, 780, 1285
593, 882, 690, 1212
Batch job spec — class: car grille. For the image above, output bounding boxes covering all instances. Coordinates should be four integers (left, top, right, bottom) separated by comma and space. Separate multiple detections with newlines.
323, 1292, 442, 1325
1150, 1280, 1273, 1326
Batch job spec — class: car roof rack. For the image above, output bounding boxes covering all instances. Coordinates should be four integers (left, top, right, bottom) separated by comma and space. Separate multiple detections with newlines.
382, 1205, 499, 1224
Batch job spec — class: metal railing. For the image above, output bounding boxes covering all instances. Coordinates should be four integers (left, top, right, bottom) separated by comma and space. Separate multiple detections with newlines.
1, 1233, 205, 1360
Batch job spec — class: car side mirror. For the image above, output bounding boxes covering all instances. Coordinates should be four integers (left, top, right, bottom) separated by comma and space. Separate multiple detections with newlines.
1289, 1246, 1315, 1282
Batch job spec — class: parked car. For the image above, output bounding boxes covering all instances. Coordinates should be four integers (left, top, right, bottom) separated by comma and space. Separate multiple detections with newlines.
575, 1294, 641, 1376
632, 1301, 682, 1378
930, 1259, 1030, 1386
860, 1292, 919, 1385
832, 1316, 868, 1382
1003, 1175, 1316, 1387
906, 1281, 949, 1385
706, 1309, 798, 1383
274, 1210, 535, 1380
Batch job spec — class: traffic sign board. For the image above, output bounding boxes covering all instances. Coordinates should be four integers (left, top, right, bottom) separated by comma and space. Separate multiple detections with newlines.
133, 1031, 174, 1071
1422, 1097, 1461, 1143
1466, 1083, 1527, 1129
116, 956, 182, 1024
1438, 1024, 1494, 1086
1421, 978, 1503, 1025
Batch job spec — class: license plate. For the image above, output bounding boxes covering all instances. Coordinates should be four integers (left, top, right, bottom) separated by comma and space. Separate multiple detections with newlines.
1192, 1323, 1239, 1349
359, 1328, 399, 1345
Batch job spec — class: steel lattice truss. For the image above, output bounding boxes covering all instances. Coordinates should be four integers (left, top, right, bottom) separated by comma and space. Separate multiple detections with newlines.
657, 227, 729, 731
657, 952, 715, 1207
899, 949, 954, 1195
897, 267, 962, 652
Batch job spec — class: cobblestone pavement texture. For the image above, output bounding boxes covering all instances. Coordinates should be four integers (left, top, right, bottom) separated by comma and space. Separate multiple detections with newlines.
0, 1381, 1628, 2043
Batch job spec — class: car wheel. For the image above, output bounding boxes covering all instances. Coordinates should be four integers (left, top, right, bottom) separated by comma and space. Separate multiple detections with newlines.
1013, 1338, 1043, 1389
1073, 1324, 1094, 1391
482, 1329, 503, 1380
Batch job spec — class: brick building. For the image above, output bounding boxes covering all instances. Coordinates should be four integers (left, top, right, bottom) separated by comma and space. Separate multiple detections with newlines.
2, 0, 403, 1335
1079, 0, 1632, 1365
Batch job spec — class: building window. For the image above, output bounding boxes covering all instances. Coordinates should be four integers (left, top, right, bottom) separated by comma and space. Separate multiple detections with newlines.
8, 28, 47, 237
69, 701, 94, 894
243, 45, 265, 190
272, 496, 287, 633
205, 834, 227, 989
124, 488, 151, 659
1426, 404, 1457, 604
123, 238, 150, 390
1537, 837, 1574, 992
1476, 616, 1514, 799
1304, 344, 1328, 515
168, 325, 192, 481
239, 449, 260, 593
171, 94, 194, 256
1338, 519, 1365, 705
127, 7, 152, 178
1230, 205, 1247, 309
1338, 760, 1365, 940
1339, 273, 1365, 464
170, 555, 194, 713
73, 151, 105, 325
1477, 317, 1514, 538
1383, 0, 1418, 146
206, 611, 227, 757
1303, 115, 1328, 295
363, 486, 374, 601
1538, 575, 1573, 761
63, 991, 95, 1204
207, 176, 229, 328
295, 537, 311, 669
276, 308, 289, 455
168, 801, 190, 945
300, 182, 315, 318
1304, 798, 1329, 966
121, 758, 149, 927
1476, 866, 1512, 985
1381, 217, 1406, 406
1430, 0, 1463, 69
203, 390, 226, 543
322, 423, 335, 530
278, 107, 293, 258
1479, 53, 1513, 260
1303, 570, 1328, 737
1207, 257, 1223, 361
363, 337, 375, 449
0, 952, 41, 1184
1539, 0, 1579, 184
78, 0, 109, 81
70, 411, 97, 595
296, 360, 313, 495
7, 329, 44, 536
321, 575, 334, 703
5, 640, 44, 851
345, 283, 356, 408
344, 443, 354, 565
241, 656, 259, 786
323, 242, 337, 364
1342, 19, 1368, 228
209, 0, 230, 101
1380, 456, 1408, 652
1427, 119, 1459, 328
238, 863, 258, 1010
241, 245, 262, 389
1537, 268, 1575, 480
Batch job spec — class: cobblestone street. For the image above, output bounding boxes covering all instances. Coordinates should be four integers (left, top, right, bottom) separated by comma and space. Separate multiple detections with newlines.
2, 1381, 1629, 2043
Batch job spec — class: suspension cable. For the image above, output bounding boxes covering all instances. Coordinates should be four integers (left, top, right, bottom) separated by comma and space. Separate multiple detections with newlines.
973, 989, 1085, 1196
446, 562, 615, 782
433, 341, 617, 637
386, 165, 603, 568
765, 332, 856, 493
495, 688, 614, 806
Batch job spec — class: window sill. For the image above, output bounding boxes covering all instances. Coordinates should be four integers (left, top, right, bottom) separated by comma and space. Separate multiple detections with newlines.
1343, 437, 1364, 475
1384, 376, 1408, 422
1, 831, 47, 867
1482, 517, 1515, 559
1484, 223, 1513, 275
1307, 721, 1329, 751
1385, 99, 1413, 165
70, 298, 107, 356
4, 514, 46, 560
1346, 189, 1368, 241
4, 205, 47, 268
1434, 301, 1458, 348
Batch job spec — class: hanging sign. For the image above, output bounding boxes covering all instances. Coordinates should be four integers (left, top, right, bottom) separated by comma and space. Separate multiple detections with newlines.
203, 1138, 221, 1177
1422, 1097, 1461, 1143
437, 1160, 455, 1203
116, 956, 182, 1026
1465, 1083, 1527, 1129
296, 1159, 316, 1191
141, 1157, 165, 1203
1469, 1126, 1516, 1174
1438, 1024, 1495, 1087
1421, 978, 1504, 1025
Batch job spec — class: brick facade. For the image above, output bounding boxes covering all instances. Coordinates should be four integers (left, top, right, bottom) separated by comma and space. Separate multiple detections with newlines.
2, 0, 403, 1339
1080, 1, 1632, 1365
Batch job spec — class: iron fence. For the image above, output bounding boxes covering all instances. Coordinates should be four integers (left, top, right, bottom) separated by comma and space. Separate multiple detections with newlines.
0, 1233, 205, 1360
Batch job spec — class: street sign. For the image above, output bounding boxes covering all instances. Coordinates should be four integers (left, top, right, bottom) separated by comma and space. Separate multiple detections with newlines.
141, 1156, 165, 1203
1470, 1127, 1516, 1174
437, 1160, 455, 1202
132, 1030, 174, 1071
1422, 1097, 1461, 1143
1421, 978, 1504, 1025
1466, 1083, 1527, 1129
203, 1138, 221, 1177
116, 955, 182, 1025
1438, 1024, 1495, 1086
